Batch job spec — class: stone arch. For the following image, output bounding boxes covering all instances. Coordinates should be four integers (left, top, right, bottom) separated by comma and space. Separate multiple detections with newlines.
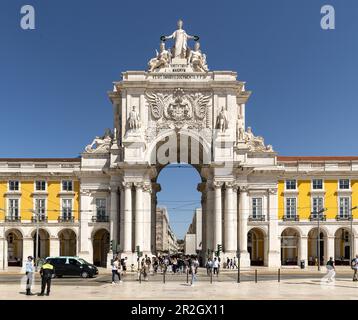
58, 229, 77, 256
248, 227, 266, 266
307, 227, 328, 266
92, 228, 110, 267
281, 227, 300, 266
146, 128, 212, 168
30, 228, 50, 259
6, 229, 23, 267
334, 227, 351, 265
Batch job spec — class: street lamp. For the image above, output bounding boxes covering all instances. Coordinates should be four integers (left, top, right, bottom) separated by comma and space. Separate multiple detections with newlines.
314, 207, 327, 271
30, 209, 40, 272
350, 206, 358, 263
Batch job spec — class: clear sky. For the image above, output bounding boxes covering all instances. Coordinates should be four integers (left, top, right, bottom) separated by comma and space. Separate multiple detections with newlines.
1, 0, 357, 238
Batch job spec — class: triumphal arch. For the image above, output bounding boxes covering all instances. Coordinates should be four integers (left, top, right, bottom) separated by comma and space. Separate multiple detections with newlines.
80, 20, 281, 267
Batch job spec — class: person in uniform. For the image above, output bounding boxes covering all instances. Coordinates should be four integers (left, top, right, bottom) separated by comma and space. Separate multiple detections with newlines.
39, 259, 54, 296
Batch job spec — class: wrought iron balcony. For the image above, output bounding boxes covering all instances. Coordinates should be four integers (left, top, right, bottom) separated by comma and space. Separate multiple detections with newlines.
5, 216, 21, 222
336, 215, 352, 221
58, 216, 75, 223
248, 215, 266, 222
283, 215, 299, 221
309, 214, 326, 221
91, 215, 109, 223
31, 215, 48, 223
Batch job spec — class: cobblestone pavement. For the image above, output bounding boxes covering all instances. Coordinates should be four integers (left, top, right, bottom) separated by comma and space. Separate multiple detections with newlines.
1, 271, 358, 300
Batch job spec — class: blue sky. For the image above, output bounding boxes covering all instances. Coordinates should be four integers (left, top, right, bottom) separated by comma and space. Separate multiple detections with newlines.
1, 0, 357, 238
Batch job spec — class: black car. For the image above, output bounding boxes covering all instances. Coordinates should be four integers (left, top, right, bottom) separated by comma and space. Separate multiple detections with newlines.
45, 256, 98, 278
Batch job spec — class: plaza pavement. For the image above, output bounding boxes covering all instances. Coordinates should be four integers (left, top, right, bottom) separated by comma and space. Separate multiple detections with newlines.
1, 267, 358, 300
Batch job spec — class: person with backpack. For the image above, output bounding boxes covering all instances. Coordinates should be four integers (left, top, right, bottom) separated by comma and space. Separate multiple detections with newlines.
352, 254, 358, 281
325, 257, 336, 282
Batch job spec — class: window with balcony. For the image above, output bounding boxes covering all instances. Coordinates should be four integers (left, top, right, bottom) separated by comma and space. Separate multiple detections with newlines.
310, 197, 326, 220
61, 199, 73, 221
7, 199, 19, 221
338, 197, 350, 219
312, 179, 323, 190
33, 198, 46, 222
339, 179, 350, 190
62, 180, 73, 192
35, 180, 46, 191
8, 180, 19, 191
285, 180, 296, 190
285, 198, 297, 220
94, 198, 108, 222
249, 198, 264, 221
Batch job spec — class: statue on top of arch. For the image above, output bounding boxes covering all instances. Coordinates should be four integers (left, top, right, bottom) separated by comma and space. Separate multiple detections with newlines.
147, 19, 209, 72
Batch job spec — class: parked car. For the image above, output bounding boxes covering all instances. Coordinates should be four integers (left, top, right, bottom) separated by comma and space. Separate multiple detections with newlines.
45, 256, 98, 278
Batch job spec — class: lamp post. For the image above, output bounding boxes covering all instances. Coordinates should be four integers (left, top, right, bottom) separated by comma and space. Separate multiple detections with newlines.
315, 207, 327, 271
350, 206, 358, 263
31, 209, 40, 272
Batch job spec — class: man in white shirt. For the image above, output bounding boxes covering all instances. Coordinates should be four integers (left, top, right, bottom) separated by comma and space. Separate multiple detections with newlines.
213, 258, 219, 276
111, 257, 122, 284
25, 256, 34, 295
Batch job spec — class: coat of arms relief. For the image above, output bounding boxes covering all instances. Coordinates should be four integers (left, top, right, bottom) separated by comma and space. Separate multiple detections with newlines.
145, 88, 212, 141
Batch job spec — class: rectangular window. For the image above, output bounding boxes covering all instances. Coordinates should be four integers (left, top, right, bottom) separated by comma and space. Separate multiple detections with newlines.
339, 197, 350, 218
8, 180, 19, 191
62, 199, 72, 218
35, 180, 46, 191
339, 179, 350, 190
285, 198, 296, 217
35, 199, 46, 218
312, 179, 323, 190
8, 199, 19, 218
96, 198, 106, 217
62, 180, 73, 192
252, 198, 262, 218
286, 180, 296, 190
312, 197, 324, 214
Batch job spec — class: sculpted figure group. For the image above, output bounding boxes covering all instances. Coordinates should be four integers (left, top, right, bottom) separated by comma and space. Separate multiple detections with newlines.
148, 20, 208, 72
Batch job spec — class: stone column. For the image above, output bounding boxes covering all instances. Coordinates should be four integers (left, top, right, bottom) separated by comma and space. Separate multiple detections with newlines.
299, 236, 308, 267
327, 236, 335, 261
134, 182, 144, 252
22, 237, 34, 272
119, 186, 124, 251
49, 237, 60, 257
151, 183, 160, 254
79, 190, 91, 260
239, 186, 250, 267
122, 182, 132, 253
142, 183, 152, 254
206, 183, 213, 254
267, 188, 281, 267
224, 182, 237, 254
197, 182, 207, 261
110, 185, 119, 246
213, 181, 223, 251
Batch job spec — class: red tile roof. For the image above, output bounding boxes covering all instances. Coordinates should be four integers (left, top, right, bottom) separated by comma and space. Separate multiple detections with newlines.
277, 156, 358, 162
0, 158, 80, 162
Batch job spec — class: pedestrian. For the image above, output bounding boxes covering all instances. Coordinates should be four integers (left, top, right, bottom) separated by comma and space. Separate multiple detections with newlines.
39, 259, 54, 296
121, 257, 127, 274
226, 257, 230, 269
25, 256, 34, 296
351, 254, 358, 281
326, 257, 336, 282
190, 260, 198, 286
112, 257, 122, 284
233, 257, 237, 269
213, 257, 219, 276
206, 258, 213, 275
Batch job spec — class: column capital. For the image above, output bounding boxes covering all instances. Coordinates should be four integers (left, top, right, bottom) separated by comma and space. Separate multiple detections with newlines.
122, 181, 133, 189
239, 185, 249, 193
213, 181, 224, 189
142, 183, 152, 193
225, 181, 239, 191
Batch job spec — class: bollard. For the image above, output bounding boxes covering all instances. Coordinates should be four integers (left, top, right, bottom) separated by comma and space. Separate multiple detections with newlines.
278, 268, 280, 283
139, 271, 141, 284
186, 269, 189, 284
210, 269, 213, 284
163, 270, 166, 284
255, 269, 257, 283
237, 265, 240, 283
